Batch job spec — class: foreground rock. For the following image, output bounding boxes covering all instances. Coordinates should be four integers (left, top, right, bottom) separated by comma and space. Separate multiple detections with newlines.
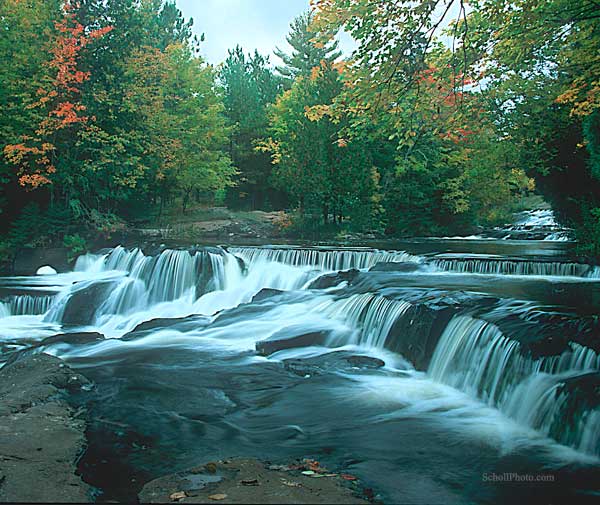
139, 458, 371, 504
0, 353, 92, 503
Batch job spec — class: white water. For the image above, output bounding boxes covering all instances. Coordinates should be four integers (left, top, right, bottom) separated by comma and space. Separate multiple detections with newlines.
428, 316, 600, 456
230, 246, 422, 270
431, 255, 593, 277
1, 245, 598, 461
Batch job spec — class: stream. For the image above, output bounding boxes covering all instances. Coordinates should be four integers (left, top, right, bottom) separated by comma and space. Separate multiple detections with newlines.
0, 210, 599, 503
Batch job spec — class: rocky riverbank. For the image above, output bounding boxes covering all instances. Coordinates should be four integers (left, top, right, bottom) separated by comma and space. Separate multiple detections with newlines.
0, 353, 92, 503
0, 353, 378, 503
139, 458, 372, 504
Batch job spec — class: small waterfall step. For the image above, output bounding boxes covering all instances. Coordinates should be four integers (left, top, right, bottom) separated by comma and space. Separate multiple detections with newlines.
428, 315, 600, 456
430, 253, 596, 277
229, 246, 423, 271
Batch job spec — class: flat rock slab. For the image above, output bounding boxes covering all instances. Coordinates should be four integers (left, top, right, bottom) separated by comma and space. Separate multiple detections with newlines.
0, 353, 92, 503
139, 458, 370, 504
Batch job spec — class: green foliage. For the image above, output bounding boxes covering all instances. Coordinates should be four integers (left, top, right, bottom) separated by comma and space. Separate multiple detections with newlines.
274, 11, 341, 82
0, 0, 234, 242
7, 203, 74, 249
63, 234, 88, 262
2, 0, 598, 251
265, 59, 380, 230
312, 0, 599, 246
576, 207, 600, 258
219, 47, 284, 209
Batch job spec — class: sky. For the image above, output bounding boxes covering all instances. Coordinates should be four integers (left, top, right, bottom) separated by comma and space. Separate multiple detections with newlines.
175, 0, 353, 66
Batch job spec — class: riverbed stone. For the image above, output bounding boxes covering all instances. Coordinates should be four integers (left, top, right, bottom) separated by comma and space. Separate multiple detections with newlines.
60, 279, 119, 325
307, 269, 360, 289
256, 329, 329, 356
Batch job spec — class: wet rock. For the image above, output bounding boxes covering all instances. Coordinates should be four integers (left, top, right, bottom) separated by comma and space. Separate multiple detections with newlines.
283, 351, 389, 377
60, 280, 119, 325
345, 355, 385, 369
139, 458, 369, 504
40, 331, 106, 347
386, 304, 457, 370
251, 288, 284, 303
256, 328, 329, 356
369, 262, 422, 273
0, 353, 92, 502
485, 310, 600, 358
559, 372, 600, 410
127, 315, 210, 336
11, 247, 71, 275
308, 269, 360, 289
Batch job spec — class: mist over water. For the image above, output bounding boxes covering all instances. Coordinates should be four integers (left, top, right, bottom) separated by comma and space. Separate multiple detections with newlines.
1, 211, 599, 503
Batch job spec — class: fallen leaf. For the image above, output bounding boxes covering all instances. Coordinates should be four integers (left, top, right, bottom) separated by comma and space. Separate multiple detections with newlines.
341, 474, 358, 481
169, 491, 187, 501
301, 470, 315, 475
208, 494, 227, 501
324, 473, 338, 477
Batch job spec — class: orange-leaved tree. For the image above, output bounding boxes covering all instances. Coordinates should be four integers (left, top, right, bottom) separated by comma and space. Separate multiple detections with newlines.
3, 0, 111, 191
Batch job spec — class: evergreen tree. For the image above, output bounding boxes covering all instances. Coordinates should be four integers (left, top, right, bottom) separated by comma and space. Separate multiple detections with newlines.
220, 47, 285, 209
274, 11, 341, 82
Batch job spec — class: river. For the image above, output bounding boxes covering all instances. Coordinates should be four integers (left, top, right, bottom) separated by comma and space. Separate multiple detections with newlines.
0, 210, 598, 503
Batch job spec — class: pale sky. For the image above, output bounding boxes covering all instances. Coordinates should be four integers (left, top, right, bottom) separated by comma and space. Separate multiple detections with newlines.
175, 0, 353, 66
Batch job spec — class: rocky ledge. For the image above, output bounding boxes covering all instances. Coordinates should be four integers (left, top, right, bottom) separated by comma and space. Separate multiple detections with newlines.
139, 458, 372, 504
0, 353, 92, 503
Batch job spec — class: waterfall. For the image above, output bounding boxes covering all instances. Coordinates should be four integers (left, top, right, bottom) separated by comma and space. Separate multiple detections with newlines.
229, 246, 422, 271
315, 293, 412, 348
9, 295, 55, 315
0, 295, 56, 316
588, 267, 600, 279
428, 315, 600, 456
431, 256, 593, 277
45, 246, 244, 326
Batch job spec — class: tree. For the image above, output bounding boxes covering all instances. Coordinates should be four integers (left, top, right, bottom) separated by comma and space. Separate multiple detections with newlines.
3, 0, 112, 193
220, 47, 284, 209
264, 60, 380, 230
274, 11, 341, 82
120, 44, 234, 214
0, 0, 60, 227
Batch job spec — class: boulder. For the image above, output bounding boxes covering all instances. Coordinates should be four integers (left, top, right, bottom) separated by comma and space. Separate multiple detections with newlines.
12, 247, 71, 275
125, 315, 210, 337
60, 280, 118, 326
308, 269, 360, 290
251, 288, 284, 303
256, 328, 329, 356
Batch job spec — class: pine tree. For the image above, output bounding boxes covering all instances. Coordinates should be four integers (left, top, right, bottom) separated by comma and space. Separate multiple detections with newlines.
274, 11, 341, 82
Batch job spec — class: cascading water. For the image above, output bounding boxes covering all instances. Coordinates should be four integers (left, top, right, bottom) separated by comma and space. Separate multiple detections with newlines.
428, 315, 600, 456
430, 255, 594, 277
315, 293, 413, 349
0, 294, 55, 315
1, 241, 599, 502
229, 246, 422, 270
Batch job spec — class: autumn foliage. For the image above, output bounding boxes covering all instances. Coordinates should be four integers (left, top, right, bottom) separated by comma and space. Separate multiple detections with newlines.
4, 0, 112, 189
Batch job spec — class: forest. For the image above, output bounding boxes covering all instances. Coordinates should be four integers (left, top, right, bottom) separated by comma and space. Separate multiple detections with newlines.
1, 0, 599, 255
